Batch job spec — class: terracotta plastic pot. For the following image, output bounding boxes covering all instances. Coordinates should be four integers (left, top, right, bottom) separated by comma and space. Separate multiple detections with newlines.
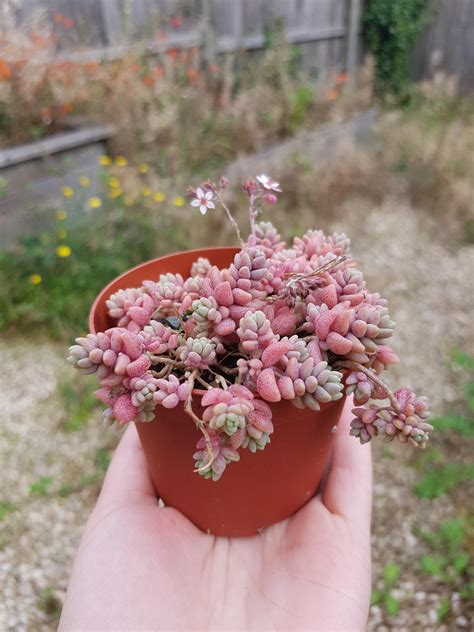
90, 248, 346, 537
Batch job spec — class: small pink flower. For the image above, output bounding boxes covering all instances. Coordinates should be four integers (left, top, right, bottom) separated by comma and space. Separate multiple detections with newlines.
263, 193, 278, 204
256, 174, 281, 192
191, 187, 215, 215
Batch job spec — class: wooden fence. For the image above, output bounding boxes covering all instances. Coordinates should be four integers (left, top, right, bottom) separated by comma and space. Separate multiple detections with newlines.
412, 0, 474, 92
9, 0, 474, 89
12, 0, 364, 79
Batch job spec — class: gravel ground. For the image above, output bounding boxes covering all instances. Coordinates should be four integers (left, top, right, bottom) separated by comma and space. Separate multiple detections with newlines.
1, 196, 473, 631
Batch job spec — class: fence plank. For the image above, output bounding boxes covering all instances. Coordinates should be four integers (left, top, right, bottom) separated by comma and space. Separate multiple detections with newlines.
412, 0, 474, 92
346, 0, 361, 80
100, 0, 122, 45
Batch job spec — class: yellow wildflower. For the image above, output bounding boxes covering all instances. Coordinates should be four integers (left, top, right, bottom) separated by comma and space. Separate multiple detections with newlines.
124, 196, 135, 206
115, 156, 128, 167
138, 163, 149, 174
62, 186, 74, 198
98, 155, 112, 166
56, 245, 72, 258
79, 175, 90, 188
153, 191, 166, 203
108, 189, 123, 199
55, 209, 68, 221
29, 274, 42, 285
87, 196, 102, 209
173, 196, 185, 207
142, 186, 151, 197
108, 176, 121, 188
56, 228, 67, 240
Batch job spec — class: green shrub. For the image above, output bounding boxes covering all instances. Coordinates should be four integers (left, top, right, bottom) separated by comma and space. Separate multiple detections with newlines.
363, 0, 433, 100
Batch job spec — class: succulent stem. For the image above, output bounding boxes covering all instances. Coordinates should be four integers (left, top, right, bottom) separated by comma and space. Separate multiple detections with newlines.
334, 359, 400, 411
184, 370, 215, 472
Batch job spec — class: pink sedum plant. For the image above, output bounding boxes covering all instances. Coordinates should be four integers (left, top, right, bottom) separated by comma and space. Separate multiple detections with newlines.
68, 175, 432, 480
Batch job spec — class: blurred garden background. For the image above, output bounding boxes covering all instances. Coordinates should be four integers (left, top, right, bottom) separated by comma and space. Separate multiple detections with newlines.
0, 0, 473, 629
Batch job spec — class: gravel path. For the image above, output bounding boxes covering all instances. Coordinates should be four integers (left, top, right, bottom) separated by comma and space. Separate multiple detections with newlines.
1, 197, 473, 631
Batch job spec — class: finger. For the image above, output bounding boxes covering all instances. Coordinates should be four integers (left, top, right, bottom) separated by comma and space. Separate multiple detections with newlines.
97, 423, 157, 508
321, 395, 372, 524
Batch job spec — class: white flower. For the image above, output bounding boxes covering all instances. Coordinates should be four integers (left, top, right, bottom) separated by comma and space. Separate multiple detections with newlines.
256, 174, 281, 192
191, 188, 215, 215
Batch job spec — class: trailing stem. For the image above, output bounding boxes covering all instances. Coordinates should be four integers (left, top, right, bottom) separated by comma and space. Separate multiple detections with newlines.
184, 370, 215, 472
334, 359, 401, 411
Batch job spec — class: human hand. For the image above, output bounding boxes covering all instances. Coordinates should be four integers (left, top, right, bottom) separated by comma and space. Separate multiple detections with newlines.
59, 397, 372, 631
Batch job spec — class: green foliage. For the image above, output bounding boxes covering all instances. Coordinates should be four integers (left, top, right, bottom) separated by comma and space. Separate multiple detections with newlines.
433, 414, 474, 437
58, 377, 99, 432
0, 203, 157, 336
38, 587, 62, 618
58, 484, 72, 498
371, 563, 401, 616
288, 85, 315, 132
363, 0, 433, 100
437, 597, 450, 622
414, 350, 473, 497
417, 518, 474, 603
30, 476, 53, 496
0, 500, 16, 521
414, 463, 474, 499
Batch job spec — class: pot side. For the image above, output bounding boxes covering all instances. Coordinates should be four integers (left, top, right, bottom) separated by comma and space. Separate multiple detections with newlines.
89, 247, 345, 537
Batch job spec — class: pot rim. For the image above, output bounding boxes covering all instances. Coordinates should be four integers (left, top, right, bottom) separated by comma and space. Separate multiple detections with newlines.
88, 246, 239, 333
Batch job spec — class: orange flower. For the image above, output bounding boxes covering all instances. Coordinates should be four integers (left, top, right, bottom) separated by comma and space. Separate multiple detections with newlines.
167, 48, 179, 60
0, 59, 11, 80
335, 72, 348, 85
59, 103, 73, 115
64, 17, 75, 29
143, 73, 155, 87
186, 67, 199, 82
84, 61, 99, 75
155, 64, 164, 79
326, 88, 339, 102
169, 16, 183, 29
54, 13, 63, 24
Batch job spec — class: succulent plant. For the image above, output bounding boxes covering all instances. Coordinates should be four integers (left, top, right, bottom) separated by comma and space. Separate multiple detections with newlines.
179, 336, 217, 369
350, 388, 432, 448
68, 173, 432, 481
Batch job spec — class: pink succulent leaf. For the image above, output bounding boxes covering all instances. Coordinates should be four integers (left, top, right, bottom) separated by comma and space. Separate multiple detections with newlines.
350, 389, 432, 447
257, 368, 281, 402
113, 394, 138, 425
261, 339, 293, 368
126, 354, 151, 377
